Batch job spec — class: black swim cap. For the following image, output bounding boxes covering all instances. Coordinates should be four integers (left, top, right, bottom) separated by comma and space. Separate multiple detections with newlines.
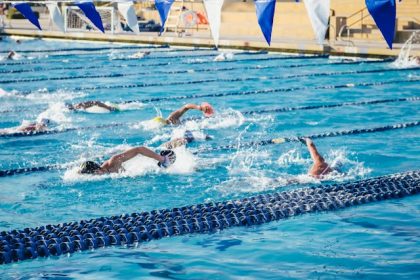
79, 161, 101, 174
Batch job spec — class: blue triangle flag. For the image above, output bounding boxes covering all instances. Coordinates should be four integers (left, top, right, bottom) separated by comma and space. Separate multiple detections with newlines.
254, 0, 276, 45
365, 0, 396, 49
14, 3, 42, 30
155, 0, 175, 31
76, 2, 105, 33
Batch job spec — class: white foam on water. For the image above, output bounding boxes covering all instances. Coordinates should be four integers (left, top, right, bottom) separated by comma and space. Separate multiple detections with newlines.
186, 58, 208, 63
113, 101, 145, 111
130, 119, 166, 131
277, 149, 310, 166
391, 31, 420, 69
184, 109, 245, 130
36, 102, 73, 125
4, 89, 87, 103
0, 88, 19, 98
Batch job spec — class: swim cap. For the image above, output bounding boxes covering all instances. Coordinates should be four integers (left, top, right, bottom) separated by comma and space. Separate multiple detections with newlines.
153, 116, 167, 125
79, 161, 101, 174
39, 118, 50, 126
157, 150, 176, 168
184, 130, 194, 144
201, 102, 214, 117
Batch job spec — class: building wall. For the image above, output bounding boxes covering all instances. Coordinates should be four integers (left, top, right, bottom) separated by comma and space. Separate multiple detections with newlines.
136, 0, 420, 43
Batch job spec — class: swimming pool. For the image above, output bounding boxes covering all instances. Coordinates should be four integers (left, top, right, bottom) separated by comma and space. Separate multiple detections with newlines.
0, 37, 419, 278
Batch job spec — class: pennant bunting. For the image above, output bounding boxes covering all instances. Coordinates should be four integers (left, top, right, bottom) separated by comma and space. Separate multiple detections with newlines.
254, 0, 276, 45
76, 1, 105, 33
47, 3, 65, 32
303, 0, 330, 44
365, 0, 396, 49
203, 0, 224, 47
13, 3, 42, 30
118, 1, 140, 34
155, 0, 175, 31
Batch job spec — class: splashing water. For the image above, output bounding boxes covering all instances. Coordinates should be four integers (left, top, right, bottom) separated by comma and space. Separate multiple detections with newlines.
36, 102, 73, 125
391, 31, 420, 68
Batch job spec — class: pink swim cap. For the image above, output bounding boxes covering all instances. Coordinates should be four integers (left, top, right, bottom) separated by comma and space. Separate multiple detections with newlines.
201, 102, 214, 117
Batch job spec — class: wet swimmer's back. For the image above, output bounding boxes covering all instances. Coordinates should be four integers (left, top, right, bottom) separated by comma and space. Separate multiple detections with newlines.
0, 118, 51, 135
66, 101, 119, 113
78, 146, 176, 175
152, 102, 215, 126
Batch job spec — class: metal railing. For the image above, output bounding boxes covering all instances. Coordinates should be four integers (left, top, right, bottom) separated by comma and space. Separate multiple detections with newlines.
338, 6, 369, 42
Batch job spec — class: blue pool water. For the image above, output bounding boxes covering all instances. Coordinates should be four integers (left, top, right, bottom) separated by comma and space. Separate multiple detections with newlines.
0, 37, 419, 278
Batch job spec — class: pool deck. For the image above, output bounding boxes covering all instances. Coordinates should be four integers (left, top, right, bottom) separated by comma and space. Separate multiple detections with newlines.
1, 27, 420, 58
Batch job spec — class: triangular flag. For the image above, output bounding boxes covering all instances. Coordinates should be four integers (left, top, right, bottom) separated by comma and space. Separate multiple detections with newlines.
47, 3, 65, 32
203, 0, 224, 47
155, 0, 175, 31
254, 0, 276, 45
365, 0, 396, 49
118, 2, 140, 34
13, 3, 41, 30
76, 1, 105, 33
303, 0, 330, 44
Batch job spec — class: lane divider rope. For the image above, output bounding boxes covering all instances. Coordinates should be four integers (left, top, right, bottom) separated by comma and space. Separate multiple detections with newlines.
0, 121, 418, 177
0, 50, 266, 68
2, 64, 417, 86
0, 170, 418, 264
0, 57, 393, 76
194, 121, 420, 154
122, 78, 420, 104
0, 44, 170, 54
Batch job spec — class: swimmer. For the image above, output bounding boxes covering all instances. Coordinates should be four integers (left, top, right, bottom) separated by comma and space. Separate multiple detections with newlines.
66, 101, 118, 112
214, 52, 234, 62
130, 51, 151, 59
300, 138, 333, 178
0, 118, 50, 135
6, 51, 17, 60
79, 147, 176, 175
153, 102, 214, 126
162, 130, 212, 149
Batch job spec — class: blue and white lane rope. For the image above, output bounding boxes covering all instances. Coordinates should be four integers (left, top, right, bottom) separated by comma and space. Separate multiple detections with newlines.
1, 64, 417, 86
0, 121, 418, 177
0, 53, 326, 68
9, 72, 420, 100
0, 44, 170, 54
0, 57, 393, 75
0, 170, 418, 264
0, 50, 268, 68
122, 78, 420, 104
194, 121, 420, 154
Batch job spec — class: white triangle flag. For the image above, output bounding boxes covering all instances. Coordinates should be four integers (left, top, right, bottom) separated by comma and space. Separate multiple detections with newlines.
303, 0, 330, 44
118, 2, 139, 34
203, 0, 224, 47
47, 3, 65, 32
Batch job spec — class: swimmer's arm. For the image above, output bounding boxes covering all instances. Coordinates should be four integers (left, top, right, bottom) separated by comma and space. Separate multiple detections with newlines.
105, 147, 165, 170
305, 138, 325, 164
167, 104, 202, 124
74, 101, 116, 111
